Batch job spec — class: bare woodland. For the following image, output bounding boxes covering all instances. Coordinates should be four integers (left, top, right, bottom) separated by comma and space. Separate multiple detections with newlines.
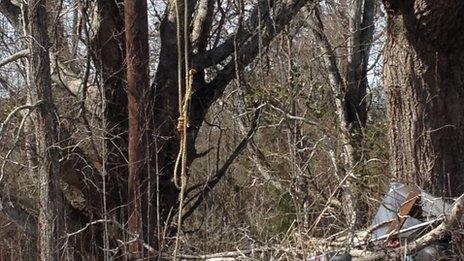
0, 0, 463, 260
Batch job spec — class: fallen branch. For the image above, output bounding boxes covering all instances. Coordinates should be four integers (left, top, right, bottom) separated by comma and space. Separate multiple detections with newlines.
405, 194, 464, 253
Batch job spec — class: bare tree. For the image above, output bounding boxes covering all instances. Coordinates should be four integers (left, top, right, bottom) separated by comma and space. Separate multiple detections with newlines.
27, 0, 64, 260
307, 0, 378, 231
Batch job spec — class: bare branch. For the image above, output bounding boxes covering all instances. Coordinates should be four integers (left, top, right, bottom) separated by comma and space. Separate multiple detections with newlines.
193, 0, 311, 70
307, 4, 360, 247
0, 49, 29, 68
191, 0, 214, 53
0, 101, 43, 143
0, 0, 21, 28
182, 108, 261, 221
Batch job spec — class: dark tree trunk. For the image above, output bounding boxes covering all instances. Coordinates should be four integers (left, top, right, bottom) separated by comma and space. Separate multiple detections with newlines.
88, 1, 131, 255
345, 0, 376, 132
384, 1, 464, 196
91, 0, 129, 219
124, 0, 151, 255
151, 6, 183, 238
27, 0, 64, 259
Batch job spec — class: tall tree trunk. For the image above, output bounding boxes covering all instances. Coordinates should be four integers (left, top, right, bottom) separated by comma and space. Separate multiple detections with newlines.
384, 1, 464, 196
151, 3, 183, 240
27, 0, 64, 259
124, 0, 150, 255
91, 0, 128, 209
345, 0, 376, 225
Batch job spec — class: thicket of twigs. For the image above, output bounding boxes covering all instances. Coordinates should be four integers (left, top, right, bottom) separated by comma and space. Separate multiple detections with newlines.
1, 0, 462, 260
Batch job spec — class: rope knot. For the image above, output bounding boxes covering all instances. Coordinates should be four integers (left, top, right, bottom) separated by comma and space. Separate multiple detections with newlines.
177, 116, 185, 135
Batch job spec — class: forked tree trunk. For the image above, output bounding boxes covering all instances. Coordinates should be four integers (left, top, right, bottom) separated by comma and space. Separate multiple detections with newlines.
345, 0, 375, 132
27, 0, 64, 260
384, 1, 464, 196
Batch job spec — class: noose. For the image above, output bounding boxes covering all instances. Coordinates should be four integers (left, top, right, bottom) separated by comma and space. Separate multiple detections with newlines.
172, 0, 191, 257
172, 70, 193, 260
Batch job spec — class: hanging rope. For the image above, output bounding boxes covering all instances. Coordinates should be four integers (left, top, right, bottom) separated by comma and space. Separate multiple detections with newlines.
172, 69, 193, 260
173, 69, 194, 190
173, 0, 191, 257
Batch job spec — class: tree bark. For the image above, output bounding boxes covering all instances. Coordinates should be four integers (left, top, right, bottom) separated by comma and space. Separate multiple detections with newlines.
384, 1, 464, 196
124, 0, 151, 255
27, 0, 64, 260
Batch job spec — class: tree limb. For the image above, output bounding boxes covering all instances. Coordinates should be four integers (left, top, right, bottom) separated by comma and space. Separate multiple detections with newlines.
307, 4, 360, 246
188, 0, 312, 141
0, 49, 29, 68
191, 0, 215, 53
182, 108, 261, 221
191, 0, 276, 70
0, 0, 21, 28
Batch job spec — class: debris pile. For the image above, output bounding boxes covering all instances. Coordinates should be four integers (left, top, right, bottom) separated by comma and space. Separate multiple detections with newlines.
309, 182, 460, 260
